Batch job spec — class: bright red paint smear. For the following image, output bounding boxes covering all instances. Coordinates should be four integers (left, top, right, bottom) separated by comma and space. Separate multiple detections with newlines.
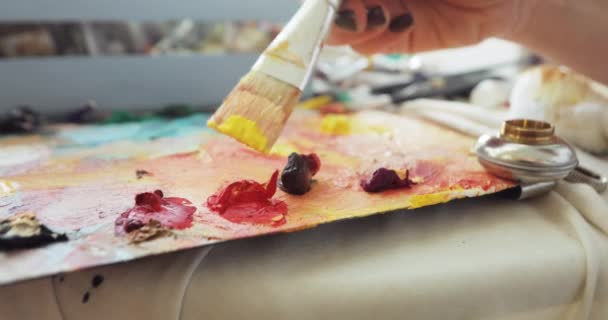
206, 170, 288, 227
115, 190, 196, 235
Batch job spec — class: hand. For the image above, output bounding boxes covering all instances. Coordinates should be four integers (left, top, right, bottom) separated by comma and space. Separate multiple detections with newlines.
327, 0, 538, 55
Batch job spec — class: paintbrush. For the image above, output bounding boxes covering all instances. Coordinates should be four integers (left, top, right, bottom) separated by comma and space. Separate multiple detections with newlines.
208, 0, 341, 153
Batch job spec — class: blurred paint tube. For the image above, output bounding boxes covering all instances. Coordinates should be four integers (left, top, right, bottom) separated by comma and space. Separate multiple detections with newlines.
369, 54, 417, 73
297, 95, 335, 110
317, 56, 370, 83
337, 85, 392, 110
342, 70, 416, 89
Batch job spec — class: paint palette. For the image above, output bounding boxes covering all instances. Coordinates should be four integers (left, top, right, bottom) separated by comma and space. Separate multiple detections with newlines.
0, 110, 514, 285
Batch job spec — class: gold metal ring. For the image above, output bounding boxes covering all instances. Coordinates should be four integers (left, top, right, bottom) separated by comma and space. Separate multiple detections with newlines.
500, 119, 555, 145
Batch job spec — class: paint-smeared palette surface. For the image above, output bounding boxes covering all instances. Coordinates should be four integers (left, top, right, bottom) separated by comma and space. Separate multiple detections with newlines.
0, 110, 513, 285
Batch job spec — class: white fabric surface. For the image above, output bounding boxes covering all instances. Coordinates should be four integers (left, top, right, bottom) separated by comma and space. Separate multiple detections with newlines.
1, 101, 607, 320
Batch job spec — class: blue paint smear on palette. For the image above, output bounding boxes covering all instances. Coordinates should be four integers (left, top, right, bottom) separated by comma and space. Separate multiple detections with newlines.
57, 113, 211, 147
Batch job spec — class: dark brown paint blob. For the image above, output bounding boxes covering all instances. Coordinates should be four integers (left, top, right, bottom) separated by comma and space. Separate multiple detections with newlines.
361, 168, 416, 193
279, 153, 321, 196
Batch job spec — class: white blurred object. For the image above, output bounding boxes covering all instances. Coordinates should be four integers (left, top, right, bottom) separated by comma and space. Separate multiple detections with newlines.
317, 46, 370, 82
509, 65, 608, 154
370, 54, 413, 72
470, 79, 512, 108
402, 98, 507, 129
342, 85, 392, 110
342, 70, 414, 88
414, 38, 528, 75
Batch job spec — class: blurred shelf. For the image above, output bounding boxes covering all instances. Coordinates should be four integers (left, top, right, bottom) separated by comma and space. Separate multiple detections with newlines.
0, 54, 260, 113
1, 0, 297, 22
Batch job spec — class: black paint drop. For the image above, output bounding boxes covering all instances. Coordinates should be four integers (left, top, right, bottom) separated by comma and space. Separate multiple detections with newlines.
66, 103, 99, 124
82, 292, 90, 304
92, 275, 104, 288
135, 169, 152, 179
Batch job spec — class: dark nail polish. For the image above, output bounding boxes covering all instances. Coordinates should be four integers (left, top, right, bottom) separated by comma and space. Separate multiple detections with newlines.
335, 10, 357, 31
389, 13, 414, 32
366, 6, 386, 29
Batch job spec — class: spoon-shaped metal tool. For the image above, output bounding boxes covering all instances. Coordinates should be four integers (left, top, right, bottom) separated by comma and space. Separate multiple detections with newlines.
475, 119, 607, 199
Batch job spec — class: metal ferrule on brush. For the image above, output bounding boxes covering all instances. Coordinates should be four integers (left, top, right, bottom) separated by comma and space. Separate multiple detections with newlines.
252, 0, 342, 90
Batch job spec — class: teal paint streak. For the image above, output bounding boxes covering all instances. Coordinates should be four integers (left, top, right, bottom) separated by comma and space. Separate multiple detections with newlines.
58, 113, 212, 147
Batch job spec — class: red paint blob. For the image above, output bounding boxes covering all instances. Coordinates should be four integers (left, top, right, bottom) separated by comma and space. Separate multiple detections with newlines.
319, 103, 349, 115
361, 168, 416, 193
115, 190, 196, 235
304, 153, 321, 176
206, 170, 288, 227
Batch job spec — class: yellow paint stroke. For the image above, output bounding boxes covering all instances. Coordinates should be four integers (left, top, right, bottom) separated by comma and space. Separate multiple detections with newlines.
297, 95, 333, 110
411, 176, 425, 184
366, 125, 390, 135
450, 185, 466, 192
0, 180, 19, 197
265, 41, 306, 68
319, 150, 359, 167
320, 114, 390, 136
320, 115, 352, 135
395, 169, 409, 180
208, 115, 268, 152
408, 192, 451, 209
270, 142, 299, 157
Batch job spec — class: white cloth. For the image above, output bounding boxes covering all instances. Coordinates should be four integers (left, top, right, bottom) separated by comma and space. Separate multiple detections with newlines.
1, 102, 607, 320
401, 98, 608, 319
0, 247, 211, 320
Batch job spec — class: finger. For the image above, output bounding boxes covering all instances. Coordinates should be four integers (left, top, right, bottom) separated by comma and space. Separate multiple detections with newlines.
330, 0, 367, 34
398, 0, 480, 52
326, 0, 389, 46
351, 0, 415, 55
362, 0, 389, 31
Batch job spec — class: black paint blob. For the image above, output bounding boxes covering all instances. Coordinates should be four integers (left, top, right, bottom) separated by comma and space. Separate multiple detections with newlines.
66, 102, 100, 124
0, 106, 42, 134
0, 215, 68, 251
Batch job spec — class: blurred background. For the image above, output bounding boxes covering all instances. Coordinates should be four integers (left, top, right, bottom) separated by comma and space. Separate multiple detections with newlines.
0, 0, 538, 117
